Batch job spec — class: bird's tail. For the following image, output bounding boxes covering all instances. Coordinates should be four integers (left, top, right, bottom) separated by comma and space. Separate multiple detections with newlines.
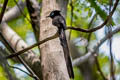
59, 29, 74, 79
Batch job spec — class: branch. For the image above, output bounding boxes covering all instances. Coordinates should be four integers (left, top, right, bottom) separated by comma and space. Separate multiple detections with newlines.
67, 0, 119, 33
0, 46, 38, 79
0, 0, 9, 23
13, 0, 31, 23
0, 4, 10, 11
73, 25, 120, 66
2, 0, 26, 22
85, 14, 97, 52
72, 52, 92, 66
0, 47, 18, 80
94, 54, 108, 80
8, 65, 38, 80
5, 32, 58, 59
0, 32, 39, 80
109, 35, 115, 80
108, 1, 115, 79
0, 1, 41, 79
26, 0, 41, 41
17, 55, 39, 80
69, 0, 74, 40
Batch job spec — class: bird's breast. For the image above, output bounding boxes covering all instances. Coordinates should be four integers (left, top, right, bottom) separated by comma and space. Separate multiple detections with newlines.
52, 18, 61, 28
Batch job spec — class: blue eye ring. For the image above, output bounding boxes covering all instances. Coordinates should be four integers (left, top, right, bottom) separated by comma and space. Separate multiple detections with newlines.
50, 12, 54, 16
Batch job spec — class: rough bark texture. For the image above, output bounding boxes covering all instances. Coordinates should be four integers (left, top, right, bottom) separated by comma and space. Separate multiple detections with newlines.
39, 0, 69, 80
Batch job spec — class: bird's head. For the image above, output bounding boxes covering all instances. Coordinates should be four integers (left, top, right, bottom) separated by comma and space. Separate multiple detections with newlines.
47, 10, 61, 19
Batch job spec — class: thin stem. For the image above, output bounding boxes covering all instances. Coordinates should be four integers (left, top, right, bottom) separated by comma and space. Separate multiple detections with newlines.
94, 54, 108, 80
69, 0, 74, 40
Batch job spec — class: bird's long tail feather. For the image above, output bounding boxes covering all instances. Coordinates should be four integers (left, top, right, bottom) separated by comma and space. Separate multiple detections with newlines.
59, 29, 74, 79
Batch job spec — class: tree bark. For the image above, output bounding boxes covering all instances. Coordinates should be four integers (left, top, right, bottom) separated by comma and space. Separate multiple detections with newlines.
39, 0, 69, 80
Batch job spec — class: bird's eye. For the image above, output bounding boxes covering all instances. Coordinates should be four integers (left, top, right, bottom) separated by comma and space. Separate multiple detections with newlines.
51, 12, 54, 16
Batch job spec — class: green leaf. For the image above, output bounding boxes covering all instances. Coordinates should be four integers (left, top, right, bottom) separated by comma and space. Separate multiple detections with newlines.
0, 66, 7, 80
87, 0, 115, 25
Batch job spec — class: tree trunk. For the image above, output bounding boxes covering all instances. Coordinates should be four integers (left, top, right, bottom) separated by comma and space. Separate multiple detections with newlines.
39, 0, 69, 80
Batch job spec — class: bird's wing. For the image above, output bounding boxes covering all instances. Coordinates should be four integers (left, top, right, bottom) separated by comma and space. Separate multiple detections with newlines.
58, 16, 66, 30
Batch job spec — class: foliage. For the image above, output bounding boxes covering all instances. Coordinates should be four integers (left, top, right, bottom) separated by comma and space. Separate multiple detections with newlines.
73, 67, 83, 80
0, 0, 120, 80
0, 66, 7, 80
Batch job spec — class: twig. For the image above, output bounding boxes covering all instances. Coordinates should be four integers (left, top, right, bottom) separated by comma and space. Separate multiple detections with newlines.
67, 0, 119, 33
108, 0, 115, 79
0, 47, 17, 80
109, 39, 115, 80
69, 0, 74, 40
0, 0, 9, 23
85, 14, 97, 52
8, 65, 37, 79
13, 0, 32, 23
94, 54, 108, 80
2, 1, 26, 22
17, 54, 39, 80
5, 32, 58, 59
73, 25, 120, 66
0, 4, 10, 10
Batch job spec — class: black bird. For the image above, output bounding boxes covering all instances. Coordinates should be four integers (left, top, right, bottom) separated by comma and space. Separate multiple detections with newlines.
47, 10, 74, 79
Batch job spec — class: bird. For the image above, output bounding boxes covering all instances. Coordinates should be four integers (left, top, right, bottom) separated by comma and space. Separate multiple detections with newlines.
47, 10, 74, 79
